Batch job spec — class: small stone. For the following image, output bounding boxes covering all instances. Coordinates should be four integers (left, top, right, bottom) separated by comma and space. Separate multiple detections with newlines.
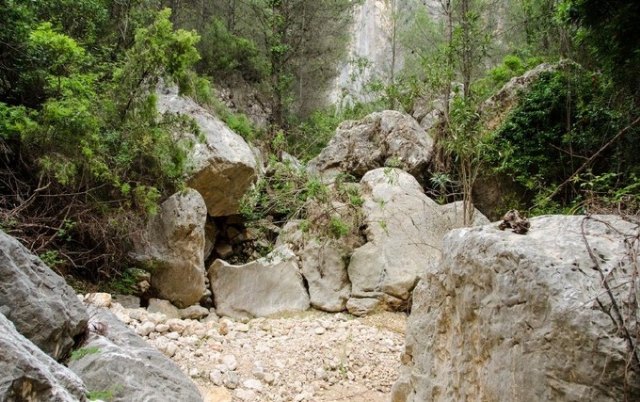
224, 371, 239, 389
128, 308, 148, 322
164, 343, 177, 357
210, 369, 224, 386
189, 368, 200, 378
166, 319, 186, 334
112, 294, 141, 309
222, 354, 238, 371
242, 379, 263, 391
236, 323, 250, 332
155, 323, 170, 333
166, 331, 180, 340
148, 299, 180, 319
314, 327, 325, 335
263, 373, 275, 385
84, 292, 112, 308
234, 388, 256, 401
136, 321, 155, 336
147, 312, 167, 325
180, 305, 210, 320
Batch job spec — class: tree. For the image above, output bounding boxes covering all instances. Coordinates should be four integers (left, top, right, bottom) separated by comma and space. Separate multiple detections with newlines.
560, 0, 640, 97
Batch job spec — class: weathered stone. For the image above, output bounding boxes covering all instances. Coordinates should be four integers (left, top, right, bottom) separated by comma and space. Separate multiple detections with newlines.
298, 239, 352, 312
346, 169, 445, 310
112, 294, 140, 309
209, 246, 310, 319
157, 86, 258, 217
393, 215, 640, 402
132, 189, 207, 308
346, 297, 382, 317
0, 230, 88, 360
84, 293, 112, 308
308, 110, 433, 183
180, 305, 210, 320
0, 313, 87, 401
148, 298, 180, 320
439, 200, 491, 227
69, 306, 203, 402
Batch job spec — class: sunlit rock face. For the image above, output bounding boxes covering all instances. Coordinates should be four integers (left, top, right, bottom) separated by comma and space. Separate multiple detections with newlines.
392, 215, 640, 402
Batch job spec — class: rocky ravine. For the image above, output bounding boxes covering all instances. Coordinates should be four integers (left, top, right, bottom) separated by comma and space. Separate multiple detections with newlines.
86, 295, 406, 402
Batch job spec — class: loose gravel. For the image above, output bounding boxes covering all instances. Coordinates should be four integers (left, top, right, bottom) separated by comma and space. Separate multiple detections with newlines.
103, 300, 406, 402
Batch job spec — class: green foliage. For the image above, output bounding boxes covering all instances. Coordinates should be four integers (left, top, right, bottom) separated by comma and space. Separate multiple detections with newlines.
39, 250, 64, 269
106, 270, 140, 295
70, 346, 100, 361
560, 0, 640, 96
486, 67, 640, 212
88, 390, 113, 401
197, 17, 266, 81
329, 217, 350, 239
240, 160, 315, 222
0, 5, 205, 281
112, 8, 200, 119
288, 104, 375, 161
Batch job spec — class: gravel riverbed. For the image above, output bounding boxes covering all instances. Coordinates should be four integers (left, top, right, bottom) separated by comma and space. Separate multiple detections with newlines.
105, 300, 406, 402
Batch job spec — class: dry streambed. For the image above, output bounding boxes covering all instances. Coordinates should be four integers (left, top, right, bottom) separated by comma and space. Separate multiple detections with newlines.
104, 300, 406, 402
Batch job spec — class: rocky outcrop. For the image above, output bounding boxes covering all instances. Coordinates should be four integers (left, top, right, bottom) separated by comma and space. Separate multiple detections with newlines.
393, 215, 640, 401
347, 169, 487, 315
69, 306, 203, 402
0, 230, 88, 360
157, 85, 258, 217
0, 313, 87, 402
275, 191, 363, 313
308, 111, 434, 183
208, 246, 310, 320
132, 189, 207, 308
480, 62, 570, 131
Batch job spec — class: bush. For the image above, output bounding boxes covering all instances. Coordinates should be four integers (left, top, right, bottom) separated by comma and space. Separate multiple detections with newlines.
486, 66, 640, 213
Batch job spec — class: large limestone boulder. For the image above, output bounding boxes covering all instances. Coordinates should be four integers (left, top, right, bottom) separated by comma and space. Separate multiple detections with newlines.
346, 169, 487, 315
69, 306, 203, 402
308, 110, 434, 183
132, 189, 207, 308
298, 239, 352, 312
208, 246, 310, 319
157, 86, 258, 217
0, 230, 88, 360
392, 215, 640, 402
275, 185, 364, 313
0, 313, 87, 401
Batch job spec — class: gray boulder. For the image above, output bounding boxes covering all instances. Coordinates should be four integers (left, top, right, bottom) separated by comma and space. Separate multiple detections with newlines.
157, 86, 258, 217
132, 189, 207, 308
69, 306, 203, 402
393, 215, 640, 402
208, 246, 310, 319
347, 169, 487, 315
0, 313, 87, 401
276, 198, 361, 313
298, 238, 352, 312
308, 110, 433, 183
0, 230, 88, 360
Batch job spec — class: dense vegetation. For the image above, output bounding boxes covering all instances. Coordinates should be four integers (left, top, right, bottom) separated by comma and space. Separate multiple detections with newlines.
1, 0, 639, 285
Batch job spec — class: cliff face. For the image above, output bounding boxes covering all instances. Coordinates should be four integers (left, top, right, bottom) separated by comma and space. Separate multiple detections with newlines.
331, 0, 439, 106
